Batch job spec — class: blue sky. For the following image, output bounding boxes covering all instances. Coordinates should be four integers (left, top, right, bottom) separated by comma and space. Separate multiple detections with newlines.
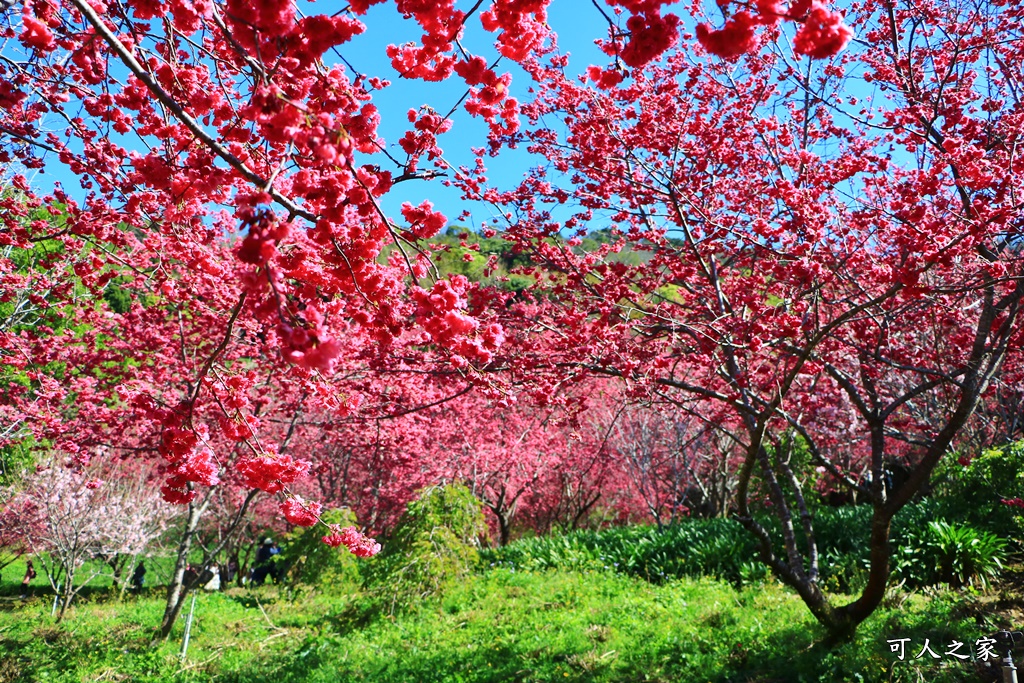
328, 1, 624, 229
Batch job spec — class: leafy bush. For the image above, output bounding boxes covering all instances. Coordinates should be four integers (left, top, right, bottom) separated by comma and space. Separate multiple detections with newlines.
928, 521, 1006, 588
279, 508, 361, 591
932, 440, 1024, 545
486, 500, 1009, 593
892, 521, 1007, 588
483, 517, 761, 586
363, 483, 488, 614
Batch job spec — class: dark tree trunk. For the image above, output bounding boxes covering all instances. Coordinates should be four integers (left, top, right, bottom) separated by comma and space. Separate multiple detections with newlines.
496, 509, 512, 546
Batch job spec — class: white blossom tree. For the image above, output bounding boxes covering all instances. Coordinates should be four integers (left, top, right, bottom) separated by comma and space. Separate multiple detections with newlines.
19, 457, 172, 619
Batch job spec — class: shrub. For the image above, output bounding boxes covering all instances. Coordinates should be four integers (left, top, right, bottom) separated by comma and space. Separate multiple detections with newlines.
484, 500, 1009, 593
363, 483, 488, 615
891, 520, 1007, 589
482, 518, 761, 586
932, 440, 1024, 545
279, 508, 362, 591
928, 521, 1007, 588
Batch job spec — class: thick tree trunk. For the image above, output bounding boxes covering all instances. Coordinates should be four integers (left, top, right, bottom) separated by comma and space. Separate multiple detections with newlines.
496, 509, 512, 546
832, 511, 894, 629
486, 487, 518, 546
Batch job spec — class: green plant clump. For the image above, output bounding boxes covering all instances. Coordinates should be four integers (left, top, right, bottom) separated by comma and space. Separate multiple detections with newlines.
279, 508, 362, 591
363, 483, 488, 615
892, 520, 1007, 589
485, 500, 1011, 593
933, 439, 1024, 545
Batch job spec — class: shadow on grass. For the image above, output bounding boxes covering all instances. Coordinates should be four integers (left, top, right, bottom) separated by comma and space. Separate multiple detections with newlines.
1, 611, 198, 683
0, 582, 168, 609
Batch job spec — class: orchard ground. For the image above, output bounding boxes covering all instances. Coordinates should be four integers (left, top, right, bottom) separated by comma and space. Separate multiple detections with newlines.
2, 553, 1024, 683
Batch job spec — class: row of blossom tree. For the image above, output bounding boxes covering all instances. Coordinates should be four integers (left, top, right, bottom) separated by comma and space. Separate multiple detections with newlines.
1, 378, 744, 618
6, 365, 1021, 629
2, 0, 1022, 641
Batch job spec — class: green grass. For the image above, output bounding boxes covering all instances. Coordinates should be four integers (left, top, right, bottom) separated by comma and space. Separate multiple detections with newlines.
0, 566, 998, 683
0, 555, 182, 600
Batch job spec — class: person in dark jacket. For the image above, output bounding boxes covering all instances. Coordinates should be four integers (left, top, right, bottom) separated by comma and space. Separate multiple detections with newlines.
251, 538, 274, 586
131, 561, 146, 593
21, 560, 36, 598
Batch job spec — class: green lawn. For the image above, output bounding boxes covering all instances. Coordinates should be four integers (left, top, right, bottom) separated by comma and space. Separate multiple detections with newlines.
0, 565, 1000, 683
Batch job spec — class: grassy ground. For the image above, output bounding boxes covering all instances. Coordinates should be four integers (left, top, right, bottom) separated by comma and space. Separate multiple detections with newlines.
1, 555, 183, 598
0, 565, 1007, 683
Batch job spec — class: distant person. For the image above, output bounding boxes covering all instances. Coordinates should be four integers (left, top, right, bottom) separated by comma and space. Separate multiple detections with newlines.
131, 562, 146, 593
21, 560, 36, 598
269, 541, 282, 583
184, 563, 199, 587
203, 564, 220, 591
252, 538, 274, 586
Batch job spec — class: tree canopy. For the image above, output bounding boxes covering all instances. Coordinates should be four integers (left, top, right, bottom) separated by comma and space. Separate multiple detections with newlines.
2, 0, 1023, 638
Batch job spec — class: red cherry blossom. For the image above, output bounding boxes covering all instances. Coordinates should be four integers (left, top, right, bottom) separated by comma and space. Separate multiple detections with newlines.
280, 497, 323, 527
793, 2, 853, 58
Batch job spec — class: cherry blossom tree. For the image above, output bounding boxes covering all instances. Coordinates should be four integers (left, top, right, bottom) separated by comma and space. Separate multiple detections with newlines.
437, 393, 564, 545
605, 400, 740, 525
0, 484, 34, 576
469, 0, 1023, 636
524, 437, 622, 533
17, 457, 171, 620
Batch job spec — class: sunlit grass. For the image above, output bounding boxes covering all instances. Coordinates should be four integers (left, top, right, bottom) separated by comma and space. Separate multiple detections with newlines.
0, 566, 992, 683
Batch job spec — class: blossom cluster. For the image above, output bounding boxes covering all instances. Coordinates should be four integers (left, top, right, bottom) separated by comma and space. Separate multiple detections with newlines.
412, 276, 505, 365
236, 206, 291, 268
159, 426, 221, 505
696, 0, 852, 60
277, 306, 344, 374
322, 524, 382, 557
280, 497, 323, 526
236, 453, 311, 494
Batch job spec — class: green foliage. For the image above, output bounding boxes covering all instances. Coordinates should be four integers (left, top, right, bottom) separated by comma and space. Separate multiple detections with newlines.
892, 521, 1007, 589
382, 226, 654, 295
933, 440, 1024, 544
485, 501, 1010, 593
102, 281, 133, 314
363, 484, 488, 614
279, 509, 361, 591
0, 435, 38, 486
482, 517, 762, 586
929, 521, 1007, 588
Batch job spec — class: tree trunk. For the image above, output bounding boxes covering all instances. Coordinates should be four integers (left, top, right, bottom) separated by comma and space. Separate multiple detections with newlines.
830, 511, 894, 633
496, 509, 512, 546
55, 570, 75, 623
156, 488, 260, 639
157, 495, 203, 640
119, 554, 138, 600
